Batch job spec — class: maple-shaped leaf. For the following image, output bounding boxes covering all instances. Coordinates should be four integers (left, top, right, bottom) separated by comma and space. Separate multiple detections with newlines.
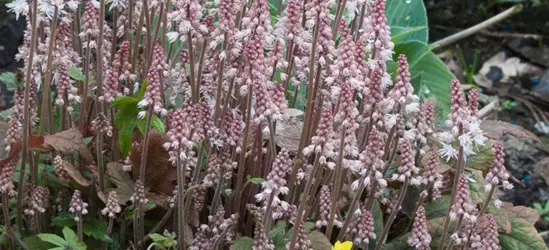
57, 159, 91, 187
37, 128, 94, 165
103, 162, 135, 204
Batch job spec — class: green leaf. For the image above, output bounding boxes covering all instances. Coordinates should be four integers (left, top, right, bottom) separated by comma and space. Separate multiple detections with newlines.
499, 219, 547, 250
368, 200, 384, 249
149, 233, 169, 242
136, 80, 149, 99
82, 220, 110, 241
83, 137, 93, 145
248, 177, 265, 184
52, 212, 76, 228
62, 227, 79, 244
393, 41, 454, 117
424, 195, 450, 219
37, 233, 67, 247
386, 0, 428, 43
136, 114, 166, 135
114, 104, 138, 129
269, 221, 288, 248
0, 72, 18, 91
24, 235, 57, 250
67, 67, 93, 82
391, 26, 427, 44
468, 169, 489, 205
230, 236, 254, 250
118, 118, 137, 157
112, 96, 139, 108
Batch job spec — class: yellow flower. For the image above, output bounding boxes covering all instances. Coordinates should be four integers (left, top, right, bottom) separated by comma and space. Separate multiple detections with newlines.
333, 241, 353, 250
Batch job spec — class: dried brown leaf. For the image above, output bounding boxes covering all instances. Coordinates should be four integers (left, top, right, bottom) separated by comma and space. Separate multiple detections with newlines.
130, 130, 174, 188
507, 203, 540, 225
106, 162, 134, 204
481, 120, 539, 142
308, 230, 332, 250
41, 128, 94, 165
58, 159, 91, 186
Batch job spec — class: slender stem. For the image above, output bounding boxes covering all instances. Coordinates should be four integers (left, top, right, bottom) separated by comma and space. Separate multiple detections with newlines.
331, 0, 348, 39
110, 8, 119, 64
187, 33, 197, 103
40, 7, 58, 135
96, 0, 107, 191
143, 207, 174, 242
17, 0, 38, 232
195, 40, 208, 95
80, 43, 91, 134
176, 147, 188, 248
107, 218, 114, 236
287, 14, 321, 199
288, 156, 321, 250
326, 129, 346, 237
77, 213, 83, 241
232, 81, 253, 214
3, 192, 13, 247
131, 10, 145, 72
336, 172, 369, 241
374, 179, 410, 250
139, 106, 155, 181
437, 126, 465, 250
460, 188, 496, 250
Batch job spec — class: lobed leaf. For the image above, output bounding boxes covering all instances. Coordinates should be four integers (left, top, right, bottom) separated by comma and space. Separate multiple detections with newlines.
37, 233, 67, 247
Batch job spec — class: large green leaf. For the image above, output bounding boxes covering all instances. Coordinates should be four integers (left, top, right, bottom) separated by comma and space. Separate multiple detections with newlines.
499, 222, 547, 250
118, 118, 137, 157
386, 0, 428, 43
23, 235, 57, 250
62, 227, 79, 244
424, 195, 450, 219
391, 26, 427, 44
393, 41, 454, 117
136, 114, 166, 135
37, 233, 67, 247
230, 236, 254, 250
368, 200, 384, 250
0, 72, 18, 91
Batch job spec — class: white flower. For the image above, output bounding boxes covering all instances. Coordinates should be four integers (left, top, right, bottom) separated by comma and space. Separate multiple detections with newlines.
107, 0, 125, 10
6, 0, 29, 20
405, 102, 420, 114
439, 143, 458, 161
66, 0, 79, 11
166, 31, 179, 43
